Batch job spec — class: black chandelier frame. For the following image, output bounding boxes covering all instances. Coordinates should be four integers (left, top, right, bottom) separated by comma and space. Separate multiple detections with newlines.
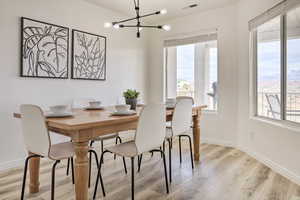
110, 0, 167, 38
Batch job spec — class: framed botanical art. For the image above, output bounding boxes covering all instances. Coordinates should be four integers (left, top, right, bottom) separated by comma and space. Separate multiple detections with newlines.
71, 29, 106, 80
21, 17, 69, 79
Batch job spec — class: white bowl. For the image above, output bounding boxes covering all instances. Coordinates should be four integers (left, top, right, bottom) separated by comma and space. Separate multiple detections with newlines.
89, 101, 102, 108
49, 105, 68, 114
115, 104, 130, 113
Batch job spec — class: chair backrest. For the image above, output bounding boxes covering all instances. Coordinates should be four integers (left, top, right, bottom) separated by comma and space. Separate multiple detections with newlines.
20, 105, 51, 157
72, 98, 95, 109
265, 94, 281, 119
134, 104, 165, 154
172, 96, 193, 136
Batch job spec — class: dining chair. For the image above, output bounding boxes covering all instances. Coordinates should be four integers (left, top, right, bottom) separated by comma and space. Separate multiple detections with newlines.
19, 105, 99, 200
93, 104, 169, 200
165, 96, 194, 182
68, 98, 126, 187
137, 97, 194, 182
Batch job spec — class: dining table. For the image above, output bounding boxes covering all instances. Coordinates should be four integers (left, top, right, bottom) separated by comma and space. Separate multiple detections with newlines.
14, 104, 207, 200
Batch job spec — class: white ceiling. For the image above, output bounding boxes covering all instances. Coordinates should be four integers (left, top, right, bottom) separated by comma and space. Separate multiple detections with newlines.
85, 0, 238, 23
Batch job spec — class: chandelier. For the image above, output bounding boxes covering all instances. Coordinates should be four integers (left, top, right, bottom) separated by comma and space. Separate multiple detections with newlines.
104, 0, 171, 38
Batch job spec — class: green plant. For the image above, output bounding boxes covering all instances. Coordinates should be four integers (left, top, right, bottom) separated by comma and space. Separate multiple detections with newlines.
123, 89, 140, 99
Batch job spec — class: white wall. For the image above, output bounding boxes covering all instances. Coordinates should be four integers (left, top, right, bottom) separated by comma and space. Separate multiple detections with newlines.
236, 0, 300, 184
148, 0, 300, 185
147, 4, 239, 147
0, 0, 148, 170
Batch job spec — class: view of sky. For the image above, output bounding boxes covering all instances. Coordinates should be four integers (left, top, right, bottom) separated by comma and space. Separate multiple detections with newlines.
176, 43, 218, 86
177, 44, 194, 83
257, 39, 300, 93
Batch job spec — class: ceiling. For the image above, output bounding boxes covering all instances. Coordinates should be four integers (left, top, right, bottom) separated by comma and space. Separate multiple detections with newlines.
85, 0, 238, 23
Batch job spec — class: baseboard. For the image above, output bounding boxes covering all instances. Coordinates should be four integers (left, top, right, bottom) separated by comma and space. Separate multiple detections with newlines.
238, 145, 300, 186
201, 138, 236, 148
0, 158, 25, 172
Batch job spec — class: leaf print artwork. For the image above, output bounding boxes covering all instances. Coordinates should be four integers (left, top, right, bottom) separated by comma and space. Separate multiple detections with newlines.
71, 30, 106, 80
21, 17, 69, 78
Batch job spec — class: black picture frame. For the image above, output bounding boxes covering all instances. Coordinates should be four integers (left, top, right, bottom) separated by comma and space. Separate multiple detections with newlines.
20, 17, 69, 79
71, 29, 107, 81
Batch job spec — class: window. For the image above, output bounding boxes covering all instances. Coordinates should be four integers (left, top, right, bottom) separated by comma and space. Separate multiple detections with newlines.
286, 7, 300, 123
164, 36, 218, 111
256, 17, 281, 119
251, 3, 300, 123
176, 44, 195, 97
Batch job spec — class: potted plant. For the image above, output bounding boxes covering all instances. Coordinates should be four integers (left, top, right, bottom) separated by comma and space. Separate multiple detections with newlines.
123, 89, 140, 110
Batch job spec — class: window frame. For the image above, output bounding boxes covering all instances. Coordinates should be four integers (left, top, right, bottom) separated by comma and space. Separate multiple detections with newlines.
163, 39, 219, 112
252, 11, 300, 125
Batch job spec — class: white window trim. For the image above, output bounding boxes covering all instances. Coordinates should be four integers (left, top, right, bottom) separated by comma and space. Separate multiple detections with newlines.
163, 32, 220, 112
250, 2, 300, 126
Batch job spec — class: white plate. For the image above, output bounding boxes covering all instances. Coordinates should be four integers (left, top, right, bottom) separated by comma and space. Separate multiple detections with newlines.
85, 106, 104, 110
111, 110, 137, 116
45, 112, 74, 118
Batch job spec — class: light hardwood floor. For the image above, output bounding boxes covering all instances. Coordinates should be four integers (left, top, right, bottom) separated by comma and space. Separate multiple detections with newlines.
1, 141, 300, 200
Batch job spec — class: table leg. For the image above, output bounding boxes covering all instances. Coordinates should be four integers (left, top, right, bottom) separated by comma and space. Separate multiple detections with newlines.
29, 152, 40, 193
193, 113, 201, 162
73, 141, 89, 200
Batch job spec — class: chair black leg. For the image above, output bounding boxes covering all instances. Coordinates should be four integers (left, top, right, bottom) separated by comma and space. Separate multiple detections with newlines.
159, 146, 163, 158
115, 136, 123, 160
21, 155, 40, 200
167, 138, 172, 183
89, 140, 95, 187
71, 158, 75, 184
89, 149, 100, 188
161, 150, 169, 194
66, 158, 70, 176
93, 150, 108, 199
51, 160, 60, 200
179, 136, 182, 163
118, 136, 122, 144
187, 135, 194, 169
114, 137, 118, 160
131, 157, 135, 200
101, 140, 104, 164
89, 152, 92, 187
123, 157, 128, 174
151, 149, 169, 194
137, 154, 143, 172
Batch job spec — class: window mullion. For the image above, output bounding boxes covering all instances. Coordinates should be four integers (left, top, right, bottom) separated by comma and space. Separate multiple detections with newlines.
280, 15, 287, 120
253, 30, 258, 117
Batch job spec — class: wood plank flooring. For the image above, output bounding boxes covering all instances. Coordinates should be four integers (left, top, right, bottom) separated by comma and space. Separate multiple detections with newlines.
0, 141, 300, 200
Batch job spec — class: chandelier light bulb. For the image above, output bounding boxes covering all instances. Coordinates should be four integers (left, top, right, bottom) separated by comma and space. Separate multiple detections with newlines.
160, 9, 167, 15
113, 24, 120, 29
139, 27, 143, 31
104, 22, 112, 28
162, 25, 171, 31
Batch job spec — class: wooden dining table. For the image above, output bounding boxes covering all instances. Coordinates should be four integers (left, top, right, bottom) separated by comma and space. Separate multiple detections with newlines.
14, 105, 207, 200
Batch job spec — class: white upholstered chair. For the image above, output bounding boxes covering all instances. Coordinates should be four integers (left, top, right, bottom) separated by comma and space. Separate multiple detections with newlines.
93, 104, 169, 200
165, 96, 194, 182
20, 105, 99, 200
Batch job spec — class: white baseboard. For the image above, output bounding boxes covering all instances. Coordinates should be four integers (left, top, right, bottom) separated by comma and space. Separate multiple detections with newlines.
201, 138, 236, 147
202, 138, 300, 186
0, 158, 25, 172
237, 145, 300, 186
